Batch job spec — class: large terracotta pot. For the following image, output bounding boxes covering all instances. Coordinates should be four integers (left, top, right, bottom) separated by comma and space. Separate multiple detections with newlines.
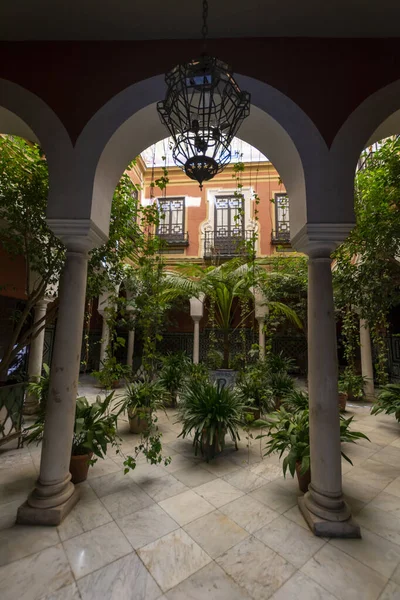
70, 452, 93, 484
128, 407, 151, 434
295, 461, 311, 493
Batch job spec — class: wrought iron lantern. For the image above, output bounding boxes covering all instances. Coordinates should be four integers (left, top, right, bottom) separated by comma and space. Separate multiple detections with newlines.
157, 2, 251, 189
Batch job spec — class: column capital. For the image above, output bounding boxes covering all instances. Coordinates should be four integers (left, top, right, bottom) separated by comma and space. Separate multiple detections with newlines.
291, 223, 354, 258
47, 219, 107, 253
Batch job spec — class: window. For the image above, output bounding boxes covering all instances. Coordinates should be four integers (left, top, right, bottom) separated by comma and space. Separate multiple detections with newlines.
274, 193, 290, 242
157, 197, 185, 240
214, 195, 244, 238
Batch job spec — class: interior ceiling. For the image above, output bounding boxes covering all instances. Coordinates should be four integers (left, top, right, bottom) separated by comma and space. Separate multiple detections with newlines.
1, 0, 400, 40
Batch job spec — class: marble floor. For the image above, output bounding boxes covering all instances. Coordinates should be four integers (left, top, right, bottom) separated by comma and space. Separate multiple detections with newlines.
1, 387, 400, 599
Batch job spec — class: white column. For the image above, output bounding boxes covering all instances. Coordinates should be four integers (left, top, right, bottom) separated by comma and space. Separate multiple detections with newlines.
360, 318, 375, 400
99, 314, 109, 366
190, 296, 204, 364
298, 250, 360, 537
24, 298, 50, 415
192, 317, 201, 364
252, 287, 268, 362
17, 233, 95, 526
257, 316, 266, 361
127, 328, 135, 368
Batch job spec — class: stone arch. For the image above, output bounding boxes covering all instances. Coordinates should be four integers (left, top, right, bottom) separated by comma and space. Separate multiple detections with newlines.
330, 78, 400, 211
74, 73, 330, 241
0, 78, 74, 215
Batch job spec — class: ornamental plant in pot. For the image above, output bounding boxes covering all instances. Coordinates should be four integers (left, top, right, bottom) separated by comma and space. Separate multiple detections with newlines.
177, 379, 247, 461
118, 379, 167, 434
258, 400, 369, 492
24, 392, 120, 483
338, 369, 367, 411
267, 371, 295, 410
158, 351, 192, 407
236, 360, 275, 420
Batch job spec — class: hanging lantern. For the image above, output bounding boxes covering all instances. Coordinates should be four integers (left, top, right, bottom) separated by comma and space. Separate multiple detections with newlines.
157, 2, 251, 189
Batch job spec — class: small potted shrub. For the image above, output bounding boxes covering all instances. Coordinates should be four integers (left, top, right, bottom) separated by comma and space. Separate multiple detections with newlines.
177, 380, 246, 461
371, 383, 400, 422
93, 356, 131, 390
338, 369, 366, 411
267, 371, 295, 410
260, 402, 369, 492
118, 379, 166, 434
159, 351, 192, 407
236, 361, 275, 419
25, 393, 120, 483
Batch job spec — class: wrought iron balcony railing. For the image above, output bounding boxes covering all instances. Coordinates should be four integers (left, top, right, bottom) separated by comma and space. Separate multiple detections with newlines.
156, 231, 189, 247
204, 230, 256, 258
271, 229, 291, 245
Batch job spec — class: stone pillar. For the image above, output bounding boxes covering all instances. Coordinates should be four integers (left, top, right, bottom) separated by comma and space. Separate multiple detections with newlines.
192, 317, 201, 364
360, 318, 375, 400
257, 317, 266, 361
297, 250, 360, 537
190, 296, 204, 364
24, 298, 50, 415
252, 287, 268, 362
17, 229, 99, 526
127, 328, 135, 368
99, 314, 109, 366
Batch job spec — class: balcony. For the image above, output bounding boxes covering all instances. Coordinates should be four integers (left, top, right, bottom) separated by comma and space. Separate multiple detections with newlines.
271, 229, 291, 245
204, 230, 256, 259
157, 231, 189, 248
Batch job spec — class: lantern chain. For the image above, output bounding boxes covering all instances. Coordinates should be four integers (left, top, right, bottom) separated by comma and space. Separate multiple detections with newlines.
202, 0, 208, 48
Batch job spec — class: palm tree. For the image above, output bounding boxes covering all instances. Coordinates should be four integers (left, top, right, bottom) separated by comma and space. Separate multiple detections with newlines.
164, 258, 302, 369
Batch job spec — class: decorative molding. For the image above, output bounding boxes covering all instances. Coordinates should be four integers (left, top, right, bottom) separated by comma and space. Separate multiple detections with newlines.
47, 219, 107, 252
291, 222, 355, 257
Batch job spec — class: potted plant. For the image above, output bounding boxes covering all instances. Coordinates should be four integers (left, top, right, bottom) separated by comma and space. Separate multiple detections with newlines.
267, 371, 295, 410
371, 383, 400, 422
93, 356, 131, 390
177, 380, 247, 461
118, 379, 166, 434
158, 351, 192, 407
25, 392, 120, 483
259, 404, 369, 492
236, 360, 275, 419
338, 369, 367, 411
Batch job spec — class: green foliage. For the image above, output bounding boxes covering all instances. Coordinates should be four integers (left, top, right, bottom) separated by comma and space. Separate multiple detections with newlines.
236, 360, 275, 413
334, 137, 400, 384
371, 383, 400, 421
259, 407, 369, 479
25, 393, 121, 461
338, 369, 367, 399
267, 351, 295, 374
92, 357, 131, 390
118, 379, 167, 412
26, 363, 50, 416
187, 362, 209, 384
0, 136, 65, 376
267, 371, 295, 407
177, 380, 247, 459
159, 351, 192, 406
171, 259, 302, 369
282, 389, 309, 412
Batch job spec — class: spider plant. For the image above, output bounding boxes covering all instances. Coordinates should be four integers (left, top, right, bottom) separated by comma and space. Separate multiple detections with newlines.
177, 379, 247, 460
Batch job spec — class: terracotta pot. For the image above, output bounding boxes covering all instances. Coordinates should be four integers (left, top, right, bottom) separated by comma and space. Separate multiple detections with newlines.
128, 407, 151, 434
69, 452, 93, 484
295, 461, 311, 493
246, 407, 261, 421
201, 427, 226, 461
338, 392, 348, 412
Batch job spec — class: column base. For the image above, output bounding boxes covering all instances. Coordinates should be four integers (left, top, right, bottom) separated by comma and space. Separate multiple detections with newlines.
17, 487, 80, 526
298, 496, 361, 538
23, 402, 39, 416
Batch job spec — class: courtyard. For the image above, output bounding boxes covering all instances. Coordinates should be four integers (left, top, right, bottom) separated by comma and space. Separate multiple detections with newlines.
1, 378, 400, 600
